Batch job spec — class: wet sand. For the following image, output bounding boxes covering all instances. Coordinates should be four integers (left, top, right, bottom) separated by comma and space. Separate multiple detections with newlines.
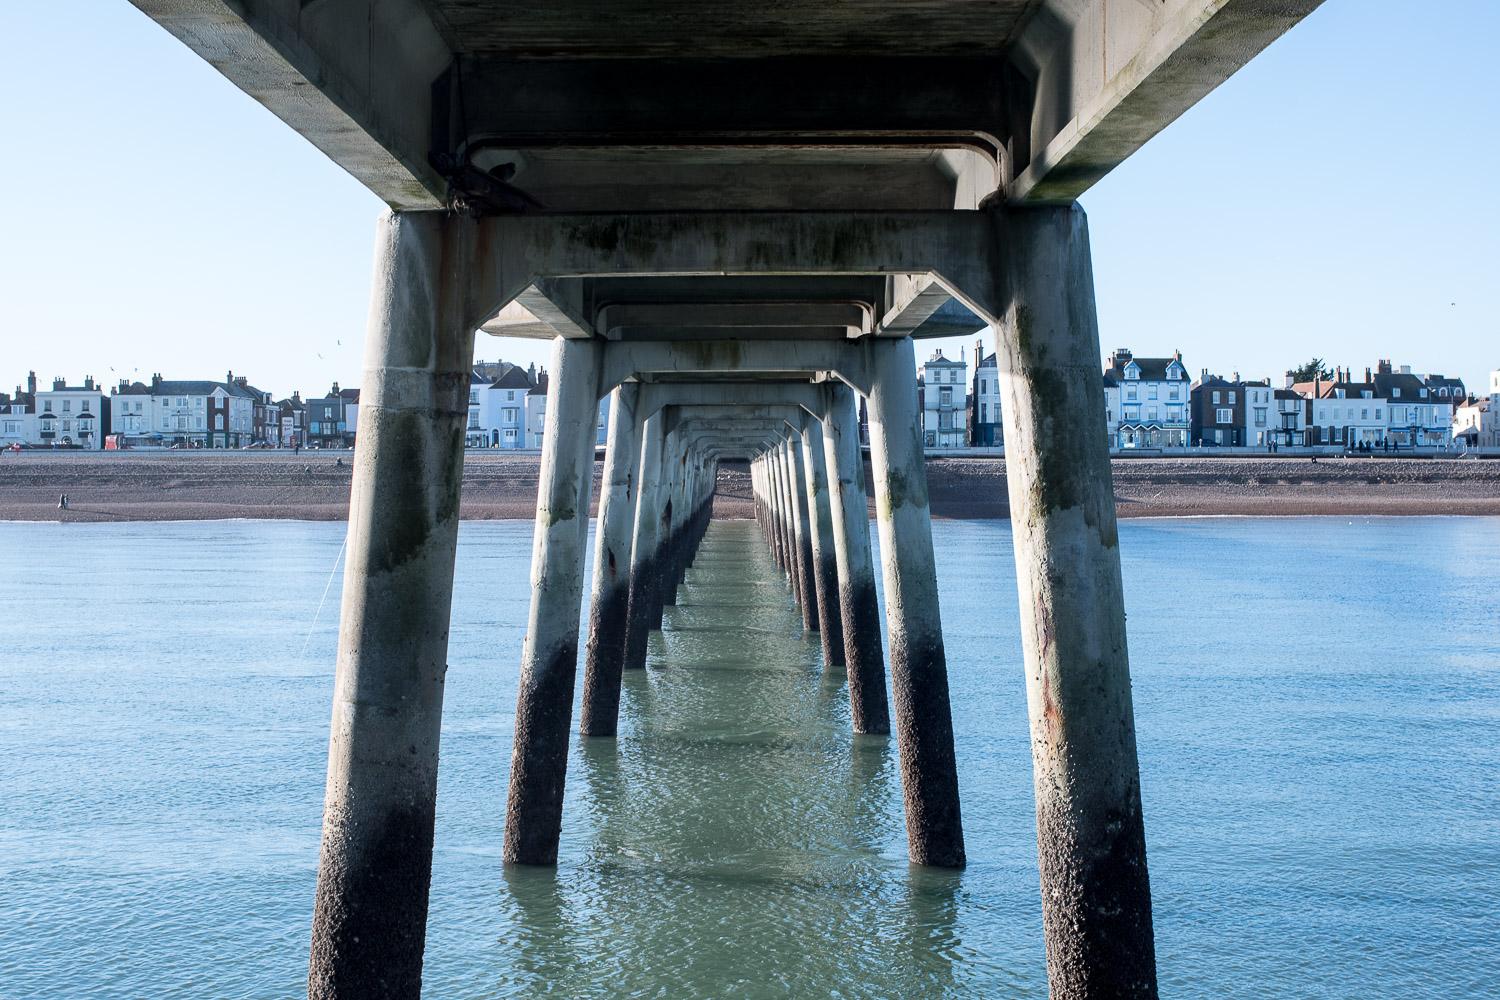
2, 450, 1497, 522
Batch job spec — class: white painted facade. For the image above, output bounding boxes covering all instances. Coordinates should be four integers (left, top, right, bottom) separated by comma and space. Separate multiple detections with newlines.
0, 404, 35, 448
1108, 349, 1189, 448
35, 379, 109, 449
919, 349, 967, 449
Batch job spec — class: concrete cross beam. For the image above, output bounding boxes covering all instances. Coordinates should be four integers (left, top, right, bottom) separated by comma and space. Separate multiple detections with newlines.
476, 211, 1003, 329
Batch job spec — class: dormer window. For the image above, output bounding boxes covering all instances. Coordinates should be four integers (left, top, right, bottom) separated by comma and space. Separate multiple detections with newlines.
1124, 364, 1139, 380
1392, 388, 1400, 398
1362, 390, 1372, 399
1420, 388, 1428, 398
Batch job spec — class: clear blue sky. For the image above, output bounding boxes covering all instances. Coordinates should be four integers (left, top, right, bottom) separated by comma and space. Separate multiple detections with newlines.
0, 2, 1494, 400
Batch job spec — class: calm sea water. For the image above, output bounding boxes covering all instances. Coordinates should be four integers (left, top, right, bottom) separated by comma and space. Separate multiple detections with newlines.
1, 515, 1497, 998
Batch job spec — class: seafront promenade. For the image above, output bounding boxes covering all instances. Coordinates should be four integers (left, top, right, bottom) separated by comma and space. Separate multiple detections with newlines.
3, 450, 1497, 522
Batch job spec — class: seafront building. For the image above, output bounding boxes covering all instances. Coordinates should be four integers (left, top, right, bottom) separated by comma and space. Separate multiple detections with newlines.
1106, 347, 1190, 449
917, 348, 968, 449
969, 345, 1003, 447
35, 376, 111, 449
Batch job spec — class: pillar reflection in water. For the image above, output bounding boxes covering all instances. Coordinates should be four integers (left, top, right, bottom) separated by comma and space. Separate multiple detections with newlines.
498, 521, 972, 996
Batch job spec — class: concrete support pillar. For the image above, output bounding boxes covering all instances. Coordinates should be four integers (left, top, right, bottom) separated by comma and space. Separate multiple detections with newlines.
787, 432, 819, 631
660, 434, 687, 608
773, 442, 798, 595
309, 211, 473, 999
651, 431, 679, 624
996, 204, 1156, 997
580, 384, 643, 737
622, 414, 664, 671
821, 383, 890, 734
866, 336, 964, 868
799, 417, 844, 667
503, 336, 603, 866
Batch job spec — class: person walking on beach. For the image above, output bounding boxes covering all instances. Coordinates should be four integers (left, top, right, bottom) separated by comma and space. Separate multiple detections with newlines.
58, 494, 68, 510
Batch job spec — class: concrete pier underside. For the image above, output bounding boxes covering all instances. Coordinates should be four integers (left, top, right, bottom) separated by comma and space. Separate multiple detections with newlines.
128, 2, 1326, 997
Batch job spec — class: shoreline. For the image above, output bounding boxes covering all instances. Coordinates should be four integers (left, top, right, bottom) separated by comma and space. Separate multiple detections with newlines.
2, 452, 1497, 522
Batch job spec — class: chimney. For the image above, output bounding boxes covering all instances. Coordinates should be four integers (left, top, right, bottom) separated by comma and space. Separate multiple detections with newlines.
53, 377, 65, 391
1378, 359, 1392, 375
1399, 364, 1411, 375
1174, 349, 1183, 361
1284, 371, 1295, 389
292, 390, 302, 404
331, 382, 340, 397
1364, 366, 1372, 383
27, 371, 36, 395
227, 370, 234, 384
151, 373, 162, 390
1232, 370, 1240, 383
84, 376, 95, 391
974, 338, 983, 370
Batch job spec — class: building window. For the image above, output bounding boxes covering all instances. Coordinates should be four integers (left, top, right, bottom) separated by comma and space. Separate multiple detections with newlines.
1212, 391, 1220, 404
1254, 408, 1267, 427
1216, 408, 1233, 424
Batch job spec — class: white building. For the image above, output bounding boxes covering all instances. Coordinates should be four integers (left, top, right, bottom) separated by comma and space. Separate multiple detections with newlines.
467, 364, 533, 448
1453, 368, 1499, 449
36, 376, 109, 449
1106, 348, 1189, 449
918, 348, 967, 449
1, 373, 38, 448
112, 374, 257, 448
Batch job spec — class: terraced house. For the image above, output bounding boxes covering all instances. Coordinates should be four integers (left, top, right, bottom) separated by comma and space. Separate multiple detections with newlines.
1107, 348, 1190, 449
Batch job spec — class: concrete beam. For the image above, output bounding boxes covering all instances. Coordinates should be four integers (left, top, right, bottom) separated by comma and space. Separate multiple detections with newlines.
600, 339, 876, 396
129, 0, 449, 209
478, 212, 1003, 328
637, 384, 828, 421
1011, 0, 1326, 202
597, 302, 873, 339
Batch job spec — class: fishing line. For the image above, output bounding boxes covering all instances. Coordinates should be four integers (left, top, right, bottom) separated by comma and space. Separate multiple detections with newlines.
301, 535, 348, 658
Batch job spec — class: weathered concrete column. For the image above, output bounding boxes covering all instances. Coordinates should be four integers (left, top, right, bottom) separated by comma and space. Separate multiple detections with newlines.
820, 383, 890, 735
996, 204, 1156, 997
580, 383, 643, 737
650, 430, 680, 624
787, 432, 819, 631
503, 335, 603, 866
622, 413, 664, 671
773, 441, 799, 595
309, 211, 473, 999
799, 417, 845, 667
865, 336, 964, 868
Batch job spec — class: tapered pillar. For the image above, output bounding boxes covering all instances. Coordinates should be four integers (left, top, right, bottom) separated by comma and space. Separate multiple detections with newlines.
787, 432, 819, 631
580, 384, 643, 737
622, 413, 664, 671
865, 336, 964, 868
996, 204, 1156, 997
821, 383, 890, 734
799, 417, 844, 666
309, 211, 473, 999
504, 336, 603, 866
